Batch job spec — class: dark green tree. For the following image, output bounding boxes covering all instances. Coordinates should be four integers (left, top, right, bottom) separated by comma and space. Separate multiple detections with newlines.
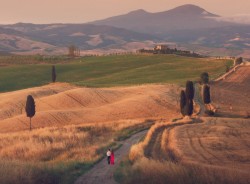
25, 95, 36, 131
180, 90, 186, 116
203, 85, 211, 104
52, 65, 56, 83
200, 72, 209, 84
234, 57, 243, 66
185, 99, 193, 116
185, 81, 194, 100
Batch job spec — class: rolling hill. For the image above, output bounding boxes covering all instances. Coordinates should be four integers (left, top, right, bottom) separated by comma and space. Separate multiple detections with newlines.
0, 23, 158, 54
92, 4, 232, 34
0, 4, 249, 56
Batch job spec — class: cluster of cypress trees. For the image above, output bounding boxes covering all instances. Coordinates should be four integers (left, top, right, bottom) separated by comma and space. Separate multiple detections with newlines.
180, 81, 194, 117
25, 65, 57, 131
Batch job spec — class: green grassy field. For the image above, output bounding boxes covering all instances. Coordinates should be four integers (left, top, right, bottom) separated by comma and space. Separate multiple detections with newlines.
0, 54, 232, 92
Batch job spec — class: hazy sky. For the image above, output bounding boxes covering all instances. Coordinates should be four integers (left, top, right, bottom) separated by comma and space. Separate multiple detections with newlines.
0, 0, 249, 24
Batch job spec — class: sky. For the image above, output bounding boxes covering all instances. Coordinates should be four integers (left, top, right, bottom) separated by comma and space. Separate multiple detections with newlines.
0, 0, 249, 24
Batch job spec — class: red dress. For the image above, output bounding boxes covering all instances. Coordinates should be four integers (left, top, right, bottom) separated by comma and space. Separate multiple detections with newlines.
110, 152, 115, 165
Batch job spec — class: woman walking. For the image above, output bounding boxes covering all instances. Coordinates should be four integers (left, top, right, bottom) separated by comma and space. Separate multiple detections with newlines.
110, 150, 115, 165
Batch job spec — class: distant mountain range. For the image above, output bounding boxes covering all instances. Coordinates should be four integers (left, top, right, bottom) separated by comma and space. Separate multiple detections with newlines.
0, 4, 249, 57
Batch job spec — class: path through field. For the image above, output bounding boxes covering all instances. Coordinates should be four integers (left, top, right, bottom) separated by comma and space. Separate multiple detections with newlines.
211, 65, 250, 117
75, 130, 147, 184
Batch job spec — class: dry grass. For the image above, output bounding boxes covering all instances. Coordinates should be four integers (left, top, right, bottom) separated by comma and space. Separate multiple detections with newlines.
118, 117, 250, 184
129, 122, 170, 162
118, 157, 248, 184
0, 120, 152, 184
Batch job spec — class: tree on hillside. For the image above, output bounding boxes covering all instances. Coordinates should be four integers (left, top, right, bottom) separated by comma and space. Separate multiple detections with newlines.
68, 45, 81, 57
185, 81, 194, 100
185, 99, 193, 116
52, 65, 56, 83
25, 95, 36, 131
203, 85, 211, 105
180, 90, 186, 116
234, 57, 243, 66
200, 72, 209, 84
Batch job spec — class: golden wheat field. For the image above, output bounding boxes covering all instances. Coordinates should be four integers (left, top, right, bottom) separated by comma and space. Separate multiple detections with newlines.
0, 83, 179, 133
0, 83, 180, 183
119, 117, 250, 184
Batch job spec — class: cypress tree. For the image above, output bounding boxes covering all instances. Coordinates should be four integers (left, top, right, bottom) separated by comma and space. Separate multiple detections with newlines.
180, 90, 186, 116
185, 81, 194, 100
200, 72, 209, 84
25, 95, 36, 131
185, 99, 193, 116
52, 65, 56, 83
203, 85, 211, 104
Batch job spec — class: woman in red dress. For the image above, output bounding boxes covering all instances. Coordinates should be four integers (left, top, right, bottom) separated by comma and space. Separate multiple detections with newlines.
110, 150, 115, 165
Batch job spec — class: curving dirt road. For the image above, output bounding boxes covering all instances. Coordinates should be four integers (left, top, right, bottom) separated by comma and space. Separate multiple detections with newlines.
75, 130, 148, 184
211, 66, 250, 117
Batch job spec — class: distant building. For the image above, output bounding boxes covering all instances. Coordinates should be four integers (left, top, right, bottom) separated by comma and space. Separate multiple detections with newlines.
154, 45, 168, 51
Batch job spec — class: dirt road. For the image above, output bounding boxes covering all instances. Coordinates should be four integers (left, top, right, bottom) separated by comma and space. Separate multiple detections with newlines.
75, 130, 147, 184
211, 66, 250, 117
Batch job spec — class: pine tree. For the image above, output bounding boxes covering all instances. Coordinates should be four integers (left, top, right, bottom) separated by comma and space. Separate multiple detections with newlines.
52, 65, 56, 83
25, 95, 36, 131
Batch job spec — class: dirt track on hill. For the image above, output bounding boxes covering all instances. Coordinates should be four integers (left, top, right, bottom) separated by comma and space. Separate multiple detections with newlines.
75, 130, 148, 184
211, 66, 250, 117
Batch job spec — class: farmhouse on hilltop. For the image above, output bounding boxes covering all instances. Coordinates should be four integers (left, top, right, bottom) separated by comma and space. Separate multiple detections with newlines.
154, 45, 169, 51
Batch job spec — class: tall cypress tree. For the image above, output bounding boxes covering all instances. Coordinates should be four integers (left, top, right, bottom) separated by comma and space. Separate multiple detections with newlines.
203, 85, 211, 104
200, 72, 209, 84
185, 81, 194, 100
180, 90, 186, 116
25, 95, 36, 131
185, 99, 193, 116
52, 65, 56, 83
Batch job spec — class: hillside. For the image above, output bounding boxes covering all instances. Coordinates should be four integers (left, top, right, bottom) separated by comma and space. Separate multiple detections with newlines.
211, 65, 250, 117
0, 5, 249, 56
0, 23, 157, 54
92, 4, 228, 34
0, 83, 179, 133
0, 54, 232, 92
